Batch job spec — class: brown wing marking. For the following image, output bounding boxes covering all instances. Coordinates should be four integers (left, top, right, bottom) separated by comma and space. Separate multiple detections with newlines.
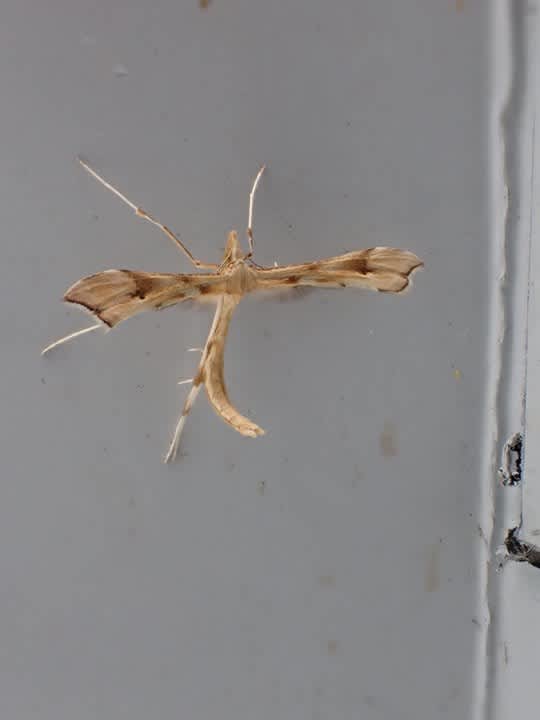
254, 247, 423, 293
64, 270, 227, 327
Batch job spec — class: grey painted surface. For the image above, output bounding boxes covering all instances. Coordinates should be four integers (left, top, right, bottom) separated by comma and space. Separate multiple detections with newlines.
1, 1, 493, 718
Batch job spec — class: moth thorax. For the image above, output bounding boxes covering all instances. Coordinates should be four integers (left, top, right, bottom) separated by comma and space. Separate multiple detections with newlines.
225, 262, 257, 294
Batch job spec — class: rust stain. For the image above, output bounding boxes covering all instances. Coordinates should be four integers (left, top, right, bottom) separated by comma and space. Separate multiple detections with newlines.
379, 420, 398, 458
326, 640, 338, 656
318, 574, 336, 588
424, 541, 442, 593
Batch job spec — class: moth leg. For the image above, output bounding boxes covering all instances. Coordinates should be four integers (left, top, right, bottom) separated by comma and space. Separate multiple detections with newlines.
78, 158, 218, 270
163, 299, 224, 463
245, 164, 266, 257
164, 381, 203, 463
41, 323, 103, 356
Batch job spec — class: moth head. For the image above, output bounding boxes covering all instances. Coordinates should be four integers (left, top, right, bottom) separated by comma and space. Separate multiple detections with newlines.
222, 230, 244, 263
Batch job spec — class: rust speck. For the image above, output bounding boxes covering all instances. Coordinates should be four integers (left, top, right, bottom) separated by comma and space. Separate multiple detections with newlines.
326, 640, 338, 656
318, 574, 336, 588
379, 420, 398, 458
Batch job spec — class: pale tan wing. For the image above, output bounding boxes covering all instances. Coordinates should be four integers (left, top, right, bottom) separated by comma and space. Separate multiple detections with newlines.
164, 294, 263, 462
201, 295, 264, 437
254, 247, 423, 293
64, 270, 228, 327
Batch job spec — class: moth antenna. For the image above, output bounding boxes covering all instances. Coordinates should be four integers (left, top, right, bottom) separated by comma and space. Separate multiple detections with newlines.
41, 323, 103, 356
77, 157, 217, 270
187, 347, 204, 353
246, 164, 266, 256
177, 378, 193, 386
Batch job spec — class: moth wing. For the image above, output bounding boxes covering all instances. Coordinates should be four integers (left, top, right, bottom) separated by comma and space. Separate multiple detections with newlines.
201, 296, 265, 437
255, 247, 423, 293
64, 270, 227, 327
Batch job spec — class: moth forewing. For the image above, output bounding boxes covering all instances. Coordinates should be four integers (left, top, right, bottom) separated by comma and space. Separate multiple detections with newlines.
64, 270, 227, 327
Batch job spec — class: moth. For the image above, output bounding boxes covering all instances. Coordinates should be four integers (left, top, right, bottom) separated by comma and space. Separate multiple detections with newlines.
43, 159, 423, 462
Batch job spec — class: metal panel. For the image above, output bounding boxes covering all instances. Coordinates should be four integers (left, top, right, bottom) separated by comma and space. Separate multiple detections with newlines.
0, 1, 522, 718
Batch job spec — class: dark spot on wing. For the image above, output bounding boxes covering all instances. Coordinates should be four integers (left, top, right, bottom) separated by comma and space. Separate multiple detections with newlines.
199, 283, 212, 294
340, 256, 369, 274
285, 275, 300, 285
124, 272, 156, 299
